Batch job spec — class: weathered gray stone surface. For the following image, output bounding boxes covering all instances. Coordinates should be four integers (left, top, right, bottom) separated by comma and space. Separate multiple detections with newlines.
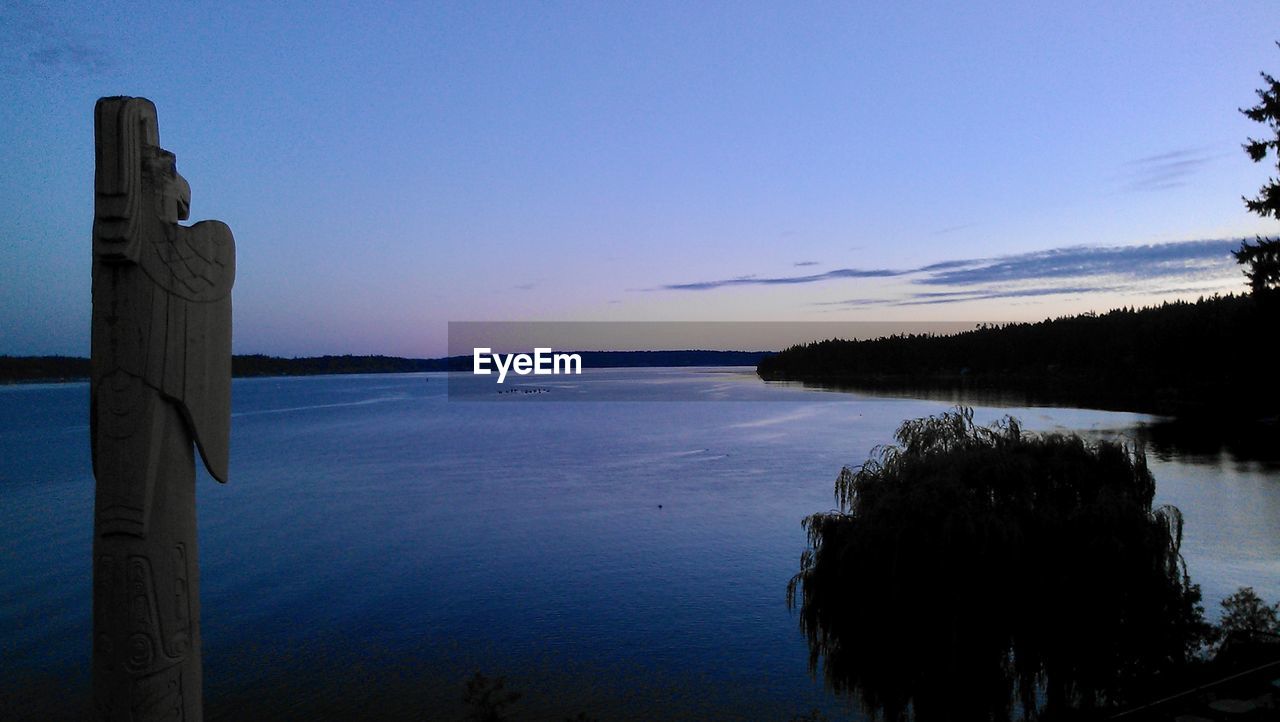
91, 97, 235, 721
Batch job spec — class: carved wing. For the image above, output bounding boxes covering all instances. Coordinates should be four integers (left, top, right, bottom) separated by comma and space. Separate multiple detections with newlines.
144, 221, 236, 303
140, 222, 236, 483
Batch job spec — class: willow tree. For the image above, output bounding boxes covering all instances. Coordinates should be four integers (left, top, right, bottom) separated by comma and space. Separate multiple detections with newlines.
787, 408, 1208, 721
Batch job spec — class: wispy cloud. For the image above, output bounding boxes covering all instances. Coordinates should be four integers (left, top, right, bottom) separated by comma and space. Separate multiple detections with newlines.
933, 222, 978, 235
654, 238, 1244, 306
793, 260, 820, 267
27, 41, 113, 74
661, 267, 904, 291
915, 240, 1238, 286
818, 285, 1120, 308
0, 5, 115, 77
1120, 148, 1219, 192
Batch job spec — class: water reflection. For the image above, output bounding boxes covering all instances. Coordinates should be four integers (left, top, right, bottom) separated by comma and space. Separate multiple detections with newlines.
774, 379, 1280, 468
1134, 418, 1280, 469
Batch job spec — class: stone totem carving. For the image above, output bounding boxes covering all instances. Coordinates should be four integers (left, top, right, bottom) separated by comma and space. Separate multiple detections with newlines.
91, 97, 235, 721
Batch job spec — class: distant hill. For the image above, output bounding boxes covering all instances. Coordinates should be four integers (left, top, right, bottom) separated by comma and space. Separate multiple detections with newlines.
233, 354, 447, 376
0, 355, 90, 383
0, 350, 770, 384
234, 350, 770, 375
558, 350, 771, 368
756, 294, 1278, 418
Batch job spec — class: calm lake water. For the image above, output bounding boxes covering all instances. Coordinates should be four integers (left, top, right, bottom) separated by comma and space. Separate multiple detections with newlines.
2, 368, 1277, 720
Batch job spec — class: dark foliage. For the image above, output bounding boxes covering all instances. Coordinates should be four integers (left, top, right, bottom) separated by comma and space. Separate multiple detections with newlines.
1218, 587, 1280, 638
787, 409, 1210, 721
0, 354, 443, 382
1241, 45, 1280, 222
757, 295, 1278, 418
788, 710, 831, 722
461, 672, 522, 722
0, 354, 90, 382
1231, 237, 1280, 297
1236, 46, 1280, 296
233, 354, 447, 376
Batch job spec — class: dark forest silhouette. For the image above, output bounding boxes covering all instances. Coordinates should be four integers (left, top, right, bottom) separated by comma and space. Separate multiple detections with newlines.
757, 294, 1278, 418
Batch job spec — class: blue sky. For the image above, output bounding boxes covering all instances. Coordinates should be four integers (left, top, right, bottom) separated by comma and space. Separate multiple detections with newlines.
1, 1, 1277, 357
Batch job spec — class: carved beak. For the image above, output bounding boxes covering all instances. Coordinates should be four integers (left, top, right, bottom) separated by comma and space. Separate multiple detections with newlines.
174, 172, 191, 221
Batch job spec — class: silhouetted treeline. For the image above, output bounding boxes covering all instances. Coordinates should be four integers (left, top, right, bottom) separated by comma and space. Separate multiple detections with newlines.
0, 354, 443, 382
237, 350, 770, 375
757, 295, 1278, 418
1, 350, 771, 384
565, 350, 771, 368
232, 354, 446, 376
0, 355, 89, 382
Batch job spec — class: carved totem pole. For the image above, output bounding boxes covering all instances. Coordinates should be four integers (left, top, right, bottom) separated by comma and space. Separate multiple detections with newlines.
91, 97, 235, 721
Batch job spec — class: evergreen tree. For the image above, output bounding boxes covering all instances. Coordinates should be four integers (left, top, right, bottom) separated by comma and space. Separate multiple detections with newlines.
1236, 44, 1280, 295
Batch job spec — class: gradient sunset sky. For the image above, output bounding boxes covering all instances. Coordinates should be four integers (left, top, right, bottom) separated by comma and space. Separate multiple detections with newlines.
2, 2, 1278, 357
